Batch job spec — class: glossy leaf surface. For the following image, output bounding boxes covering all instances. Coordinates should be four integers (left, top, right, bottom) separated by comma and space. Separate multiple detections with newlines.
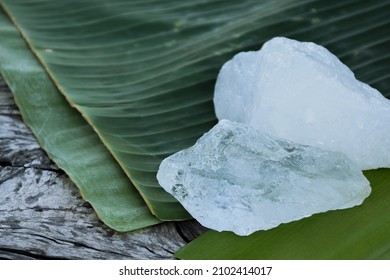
2, 0, 389, 221
0, 9, 159, 231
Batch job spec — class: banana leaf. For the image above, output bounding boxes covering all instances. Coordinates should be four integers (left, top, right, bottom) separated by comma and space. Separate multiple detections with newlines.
0, 9, 159, 231
1, 0, 389, 223
176, 169, 390, 259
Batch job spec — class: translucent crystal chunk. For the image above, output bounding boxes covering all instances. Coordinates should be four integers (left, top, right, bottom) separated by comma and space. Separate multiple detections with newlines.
214, 37, 390, 170
157, 120, 370, 236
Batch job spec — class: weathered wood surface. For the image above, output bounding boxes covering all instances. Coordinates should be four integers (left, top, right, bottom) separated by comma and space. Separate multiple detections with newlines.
0, 75, 206, 259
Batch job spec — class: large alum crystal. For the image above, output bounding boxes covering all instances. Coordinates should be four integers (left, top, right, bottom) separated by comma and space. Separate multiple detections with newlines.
214, 37, 390, 170
157, 120, 370, 236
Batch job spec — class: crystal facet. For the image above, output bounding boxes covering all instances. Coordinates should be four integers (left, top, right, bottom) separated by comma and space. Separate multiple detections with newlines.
214, 37, 390, 170
157, 120, 371, 236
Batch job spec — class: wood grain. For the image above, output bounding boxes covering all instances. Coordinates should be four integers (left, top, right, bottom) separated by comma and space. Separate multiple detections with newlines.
0, 76, 206, 259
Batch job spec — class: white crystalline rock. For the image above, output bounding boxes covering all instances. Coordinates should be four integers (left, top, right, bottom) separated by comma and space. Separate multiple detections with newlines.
157, 120, 371, 236
214, 37, 390, 170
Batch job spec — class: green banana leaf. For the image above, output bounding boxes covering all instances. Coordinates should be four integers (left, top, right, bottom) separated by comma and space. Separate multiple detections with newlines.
176, 169, 390, 259
3, 0, 389, 220
0, 9, 159, 231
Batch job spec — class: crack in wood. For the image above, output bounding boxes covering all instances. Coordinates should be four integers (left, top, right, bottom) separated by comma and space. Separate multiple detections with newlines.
0, 162, 62, 173
0, 247, 67, 260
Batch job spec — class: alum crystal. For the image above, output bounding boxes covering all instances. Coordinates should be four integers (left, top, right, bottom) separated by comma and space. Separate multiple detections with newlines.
157, 120, 370, 236
214, 37, 390, 170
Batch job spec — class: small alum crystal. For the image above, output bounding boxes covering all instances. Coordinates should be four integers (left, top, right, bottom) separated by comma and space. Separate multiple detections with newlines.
157, 120, 370, 236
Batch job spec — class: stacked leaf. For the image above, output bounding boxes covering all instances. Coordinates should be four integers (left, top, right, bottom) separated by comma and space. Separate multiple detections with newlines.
0, 9, 159, 231
0, 0, 389, 258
